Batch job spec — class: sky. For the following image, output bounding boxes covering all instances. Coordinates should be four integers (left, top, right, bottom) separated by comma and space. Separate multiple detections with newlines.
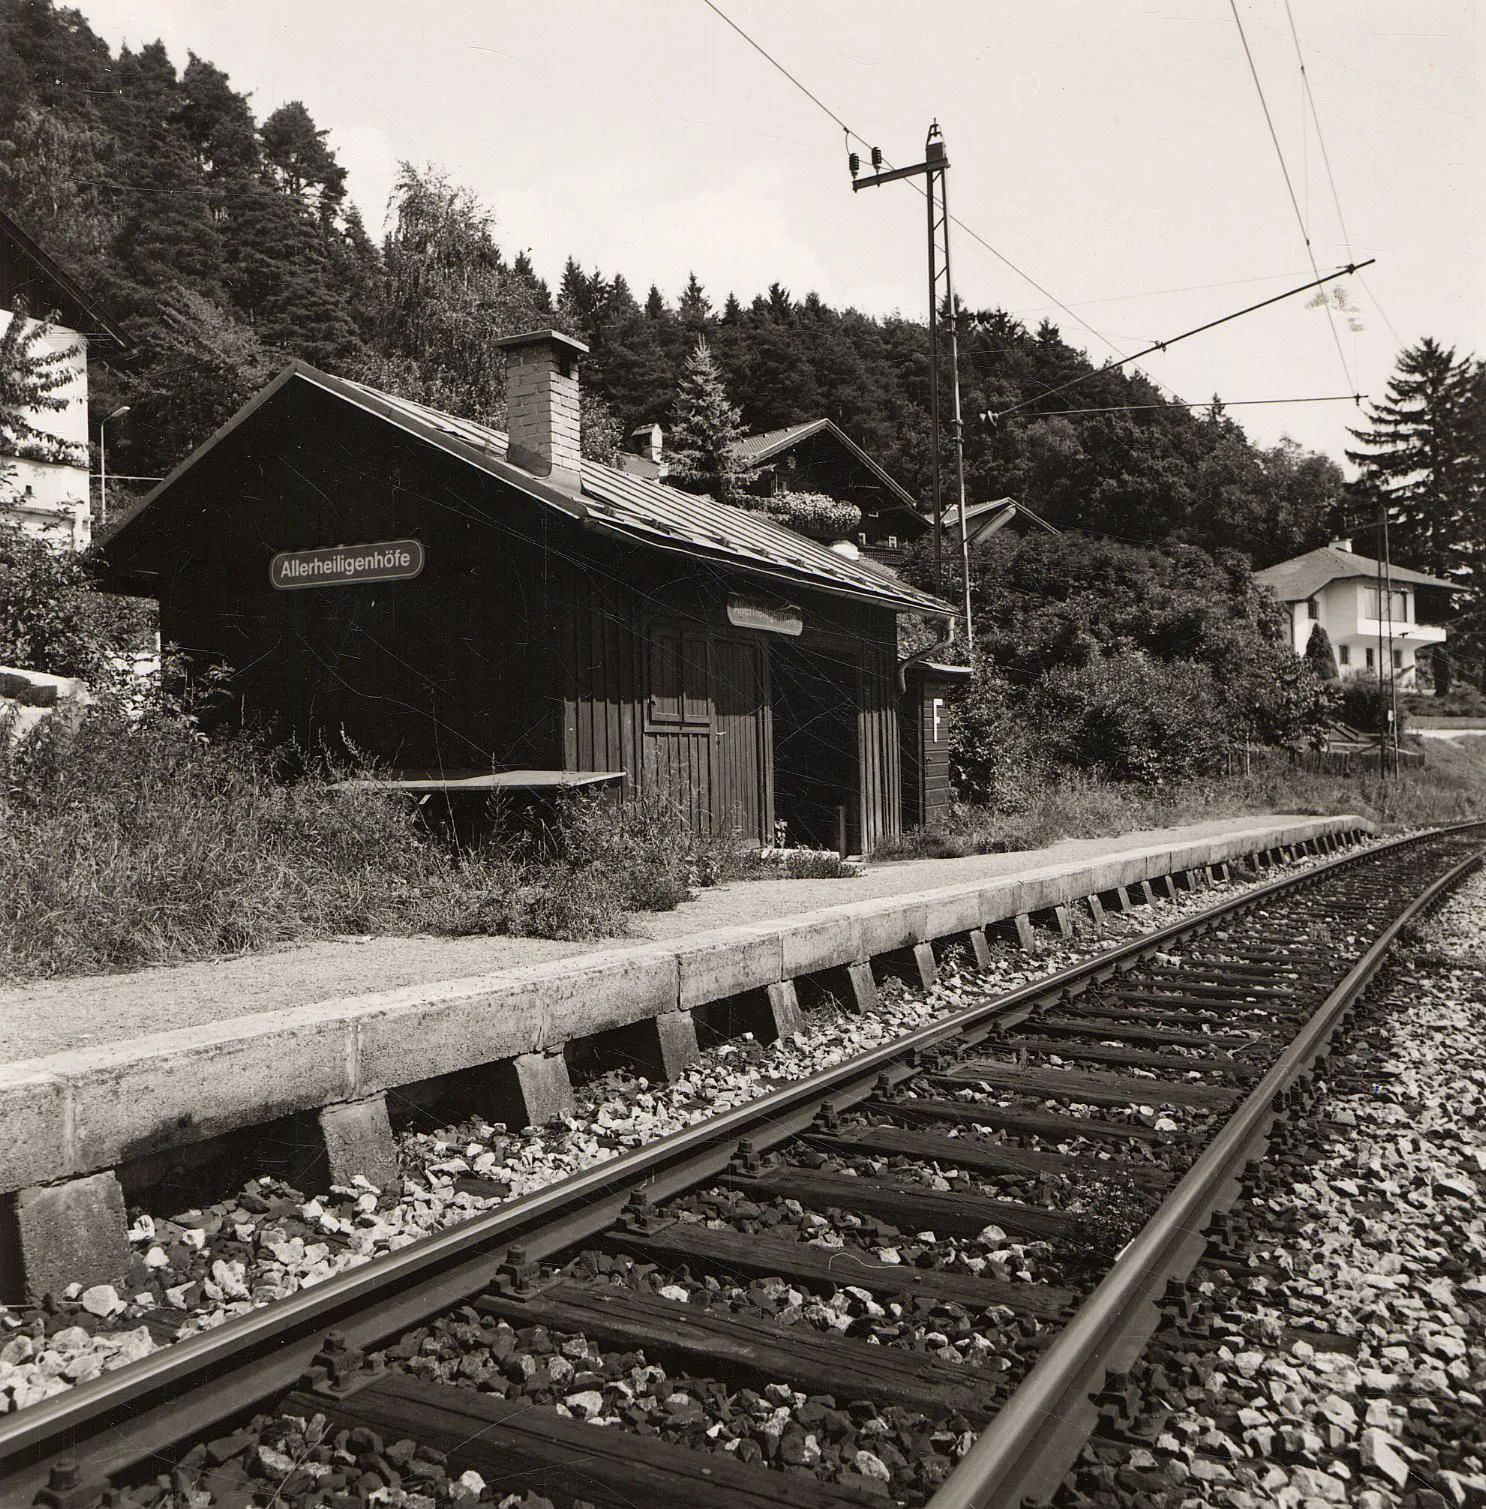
73, 0, 1483, 472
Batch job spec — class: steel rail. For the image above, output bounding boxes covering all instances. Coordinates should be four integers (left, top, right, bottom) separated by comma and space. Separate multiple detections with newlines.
0, 823, 1469, 1503
930, 838, 1485, 1509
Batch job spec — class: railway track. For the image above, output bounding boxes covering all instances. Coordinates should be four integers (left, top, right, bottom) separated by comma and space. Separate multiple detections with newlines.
5, 825, 1482, 1509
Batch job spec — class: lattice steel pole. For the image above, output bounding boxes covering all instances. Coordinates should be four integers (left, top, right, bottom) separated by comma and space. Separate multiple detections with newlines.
851, 122, 974, 641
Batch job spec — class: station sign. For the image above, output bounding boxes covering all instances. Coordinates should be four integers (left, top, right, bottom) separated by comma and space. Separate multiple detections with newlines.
271, 539, 424, 590
727, 594, 803, 636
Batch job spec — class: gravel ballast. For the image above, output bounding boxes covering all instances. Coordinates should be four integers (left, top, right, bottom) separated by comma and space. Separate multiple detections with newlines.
1058, 867, 1486, 1509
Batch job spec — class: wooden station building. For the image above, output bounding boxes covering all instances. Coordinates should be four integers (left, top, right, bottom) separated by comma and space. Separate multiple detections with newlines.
102, 331, 957, 854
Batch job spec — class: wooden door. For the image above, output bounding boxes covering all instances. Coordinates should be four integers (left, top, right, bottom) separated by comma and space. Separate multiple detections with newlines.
711, 637, 771, 845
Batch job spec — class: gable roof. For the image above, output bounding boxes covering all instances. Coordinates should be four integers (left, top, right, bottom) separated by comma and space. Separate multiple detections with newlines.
108, 362, 954, 619
1254, 544, 1459, 601
943, 497, 1060, 545
733, 418, 918, 511
0, 207, 128, 348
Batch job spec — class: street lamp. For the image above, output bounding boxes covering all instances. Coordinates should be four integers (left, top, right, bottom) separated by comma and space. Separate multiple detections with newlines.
98, 405, 131, 527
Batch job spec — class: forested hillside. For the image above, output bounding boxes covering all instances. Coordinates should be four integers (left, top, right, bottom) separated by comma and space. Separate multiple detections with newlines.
0, 0, 1351, 566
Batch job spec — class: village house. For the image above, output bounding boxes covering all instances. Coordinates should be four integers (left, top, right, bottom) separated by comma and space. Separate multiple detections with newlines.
0, 208, 128, 551
101, 331, 959, 854
1255, 539, 1458, 687
619, 415, 929, 566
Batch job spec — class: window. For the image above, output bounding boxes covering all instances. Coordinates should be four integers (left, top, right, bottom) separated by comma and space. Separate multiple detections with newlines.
1306, 599, 1319, 620
1365, 647, 1375, 669
1367, 588, 1408, 621
647, 624, 710, 729
1393, 649, 1403, 670
1339, 645, 1350, 666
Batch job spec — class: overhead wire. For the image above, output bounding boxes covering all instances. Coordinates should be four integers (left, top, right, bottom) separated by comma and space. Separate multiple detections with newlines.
1227, 0, 1356, 393
1279, 0, 1403, 348
698, 0, 1135, 369
1020, 394, 1367, 417
988, 259, 1371, 420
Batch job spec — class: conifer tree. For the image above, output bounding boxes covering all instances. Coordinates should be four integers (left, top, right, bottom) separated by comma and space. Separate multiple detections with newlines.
667, 337, 755, 502
1346, 338, 1482, 579
1303, 622, 1339, 682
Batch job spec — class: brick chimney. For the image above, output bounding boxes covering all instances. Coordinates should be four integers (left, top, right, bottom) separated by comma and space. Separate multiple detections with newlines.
496, 329, 589, 492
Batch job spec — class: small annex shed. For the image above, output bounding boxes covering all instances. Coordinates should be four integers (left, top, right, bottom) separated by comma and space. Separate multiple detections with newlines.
899, 659, 973, 831
101, 331, 953, 854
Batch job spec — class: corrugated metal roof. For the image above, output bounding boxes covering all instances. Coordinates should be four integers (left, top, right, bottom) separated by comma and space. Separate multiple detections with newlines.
735, 419, 828, 463
732, 416, 920, 513
113, 364, 952, 619
1254, 545, 1458, 601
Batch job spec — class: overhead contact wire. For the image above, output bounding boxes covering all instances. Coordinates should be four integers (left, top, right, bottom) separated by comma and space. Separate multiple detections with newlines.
1228, 0, 1356, 392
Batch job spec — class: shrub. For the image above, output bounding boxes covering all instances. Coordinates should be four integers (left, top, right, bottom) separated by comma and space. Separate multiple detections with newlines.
756, 490, 863, 539
0, 522, 152, 691
1023, 650, 1229, 784
1338, 680, 1408, 738
1304, 622, 1339, 681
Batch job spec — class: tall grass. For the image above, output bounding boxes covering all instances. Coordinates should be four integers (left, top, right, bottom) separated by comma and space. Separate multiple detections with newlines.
878, 740, 1486, 860
0, 707, 755, 983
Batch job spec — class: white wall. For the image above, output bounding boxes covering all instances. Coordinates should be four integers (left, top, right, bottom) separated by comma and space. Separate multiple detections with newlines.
0, 310, 91, 551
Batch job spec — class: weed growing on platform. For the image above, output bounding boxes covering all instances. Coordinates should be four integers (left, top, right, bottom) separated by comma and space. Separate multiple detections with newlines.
879, 740, 1486, 861
0, 712, 759, 981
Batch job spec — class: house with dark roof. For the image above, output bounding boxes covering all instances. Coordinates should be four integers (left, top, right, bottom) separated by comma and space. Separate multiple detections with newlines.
1254, 539, 1458, 686
101, 331, 955, 854
619, 415, 929, 566
1, 208, 128, 551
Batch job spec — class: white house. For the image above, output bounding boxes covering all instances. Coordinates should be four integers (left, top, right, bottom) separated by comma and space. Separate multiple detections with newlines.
0, 208, 127, 551
1255, 539, 1457, 687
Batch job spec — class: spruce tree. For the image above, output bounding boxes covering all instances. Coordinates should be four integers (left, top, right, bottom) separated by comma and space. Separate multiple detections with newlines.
1345, 338, 1482, 579
667, 337, 755, 502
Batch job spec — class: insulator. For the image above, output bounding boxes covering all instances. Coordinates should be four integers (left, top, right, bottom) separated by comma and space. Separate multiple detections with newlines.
871, 146, 883, 169
848, 151, 860, 177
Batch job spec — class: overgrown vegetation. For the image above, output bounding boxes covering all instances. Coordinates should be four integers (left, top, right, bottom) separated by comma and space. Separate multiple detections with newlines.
879, 739, 1486, 861
0, 699, 776, 982
915, 531, 1337, 797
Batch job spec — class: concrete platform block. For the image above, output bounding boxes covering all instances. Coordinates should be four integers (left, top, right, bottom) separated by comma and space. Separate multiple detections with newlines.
856, 899, 929, 958
1008, 913, 1037, 951
1050, 904, 1074, 937
846, 961, 878, 1011
923, 889, 983, 939
1134, 880, 1159, 907
317, 1094, 400, 1191
8, 1171, 129, 1302
1105, 885, 1133, 914
63, 1007, 357, 1179
651, 1009, 702, 1079
504, 1048, 575, 1127
912, 941, 938, 990
676, 928, 782, 1009
1084, 894, 1106, 928
779, 914, 859, 978
0, 1065, 69, 1196
766, 981, 805, 1039
968, 927, 993, 969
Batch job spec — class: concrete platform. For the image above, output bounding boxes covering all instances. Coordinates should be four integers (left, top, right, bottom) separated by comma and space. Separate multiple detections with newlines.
0, 814, 1367, 1228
